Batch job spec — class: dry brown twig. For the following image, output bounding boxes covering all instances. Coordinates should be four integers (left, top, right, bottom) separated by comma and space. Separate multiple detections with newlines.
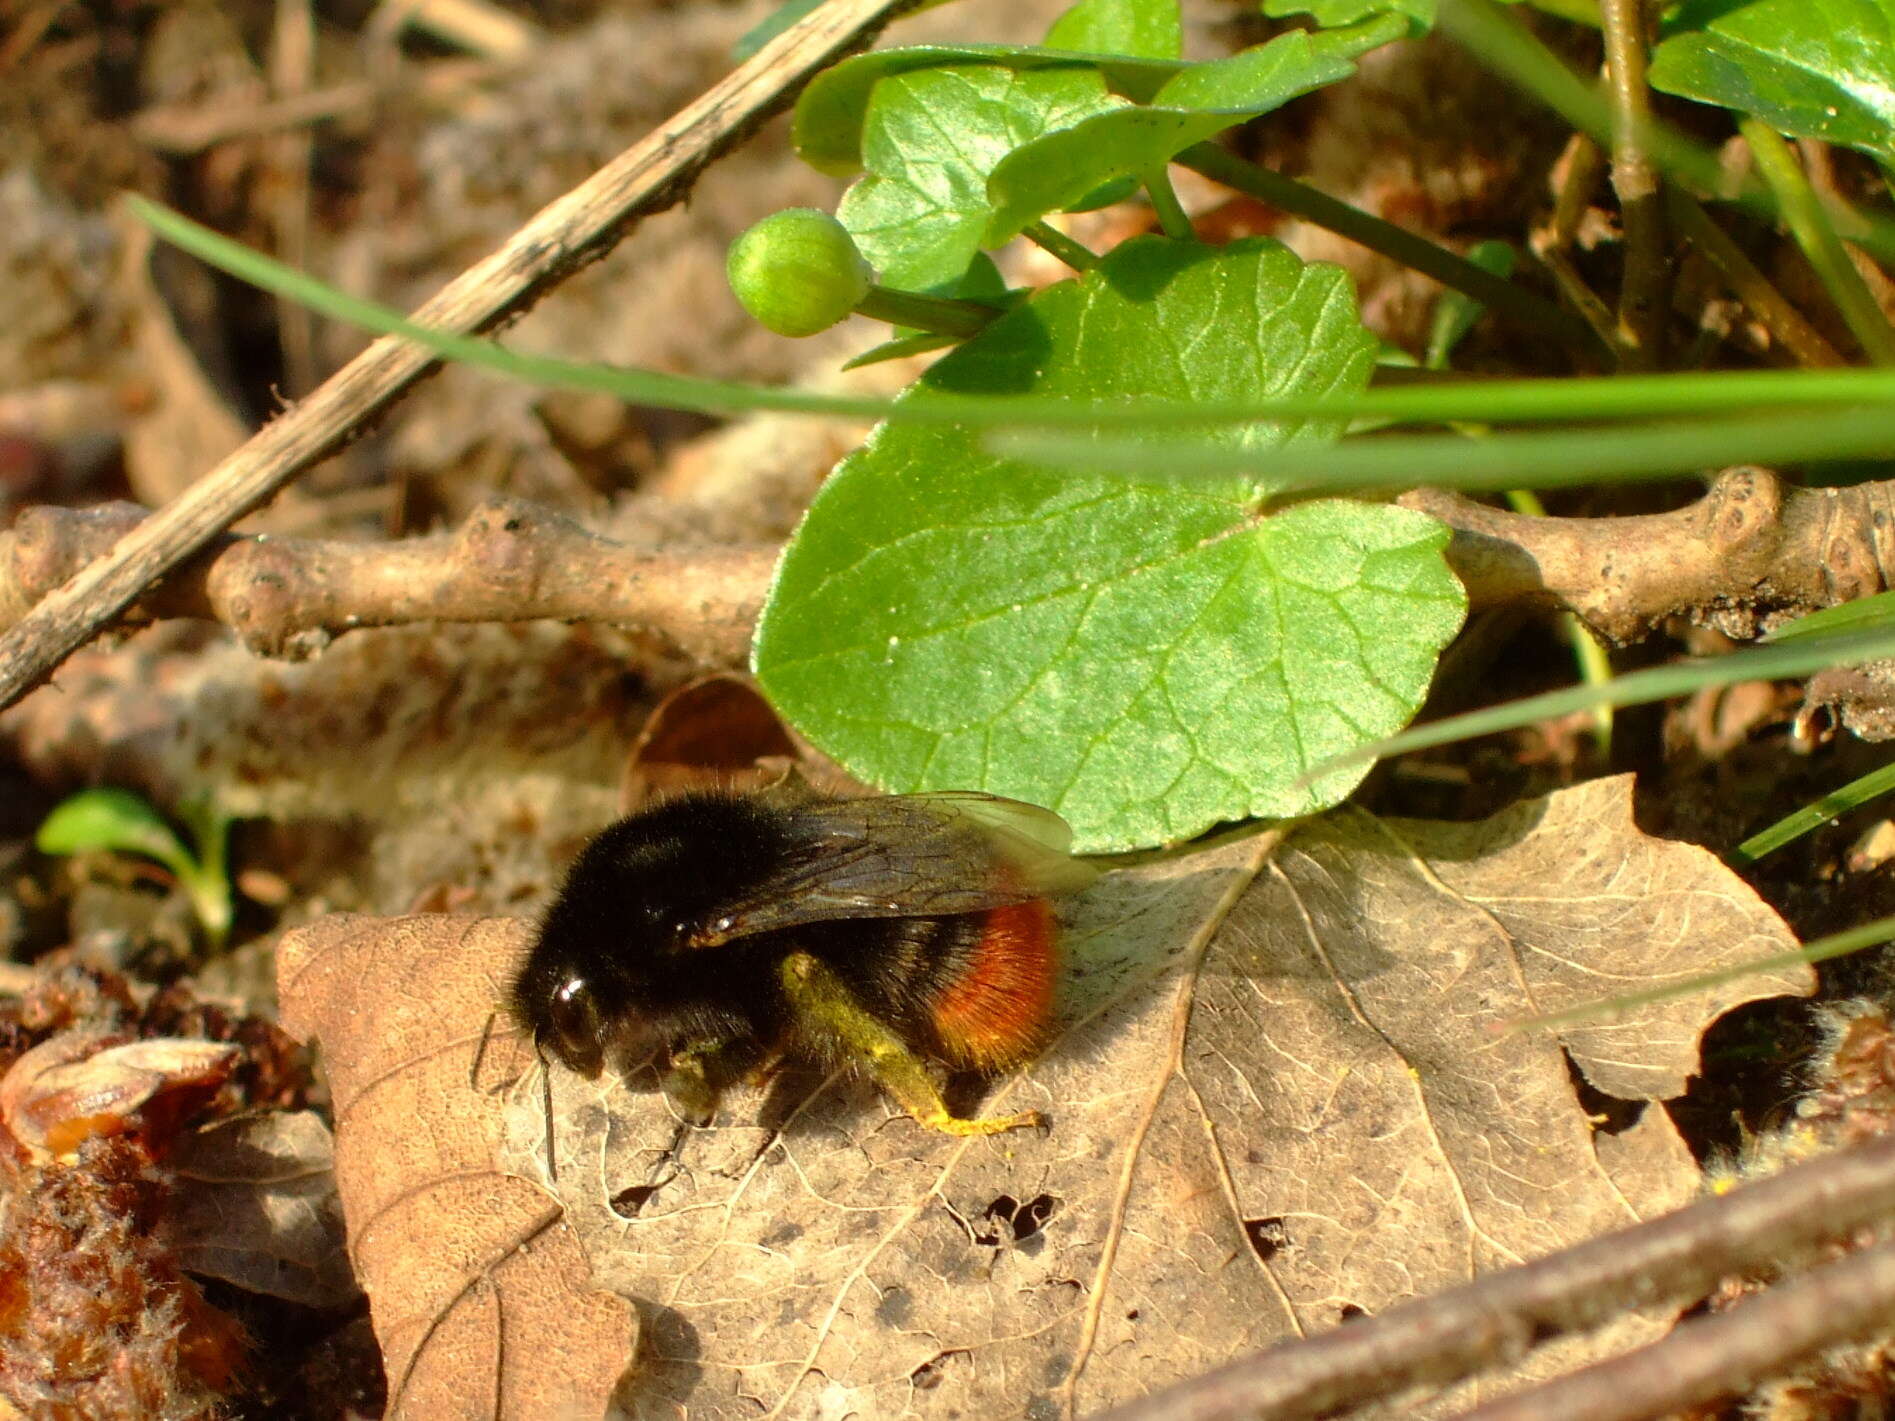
1456, 1240, 1895, 1421
1401, 465, 1895, 643
1599, 0, 1667, 367
0, 500, 772, 667
1089, 1128, 1895, 1421
0, 0, 925, 715
8, 467, 1895, 711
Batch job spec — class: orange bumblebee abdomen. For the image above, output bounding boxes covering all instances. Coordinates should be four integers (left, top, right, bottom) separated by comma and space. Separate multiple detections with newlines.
927, 899, 1059, 1070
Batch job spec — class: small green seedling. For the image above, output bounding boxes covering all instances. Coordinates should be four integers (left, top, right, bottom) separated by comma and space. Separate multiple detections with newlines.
35, 788, 235, 949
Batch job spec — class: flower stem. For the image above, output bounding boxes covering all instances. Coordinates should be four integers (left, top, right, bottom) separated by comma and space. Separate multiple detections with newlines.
1023, 220, 1099, 272
854, 285, 1003, 338
1181, 143, 1610, 362
1143, 168, 1194, 242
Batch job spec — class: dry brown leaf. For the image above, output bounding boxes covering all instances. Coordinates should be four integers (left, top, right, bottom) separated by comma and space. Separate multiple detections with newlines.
276, 916, 637, 1420
281, 777, 1810, 1418
162, 1111, 358, 1309
492, 774, 1809, 1418
618, 672, 877, 810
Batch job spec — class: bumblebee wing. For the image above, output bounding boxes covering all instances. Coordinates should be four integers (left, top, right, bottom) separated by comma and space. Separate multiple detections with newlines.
685, 792, 1096, 947
896, 791, 1098, 896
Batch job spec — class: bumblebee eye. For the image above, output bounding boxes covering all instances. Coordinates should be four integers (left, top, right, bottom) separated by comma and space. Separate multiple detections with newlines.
545, 977, 605, 1077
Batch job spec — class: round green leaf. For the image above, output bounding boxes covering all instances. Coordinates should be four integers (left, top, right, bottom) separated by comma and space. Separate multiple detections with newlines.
1651, 0, 1895, 165
792, 45, 1182, 177
754, 237, 1465, 851
1262, 0, 1434, 37
837, 63, 1129, 292
1044, 0, 1182, 60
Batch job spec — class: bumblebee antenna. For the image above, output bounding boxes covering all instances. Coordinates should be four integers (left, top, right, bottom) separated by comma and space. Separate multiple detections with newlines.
538, 1041, 558, 1187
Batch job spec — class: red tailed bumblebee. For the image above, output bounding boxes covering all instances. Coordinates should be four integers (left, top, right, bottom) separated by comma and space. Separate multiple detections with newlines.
511, 788, 1095, 1135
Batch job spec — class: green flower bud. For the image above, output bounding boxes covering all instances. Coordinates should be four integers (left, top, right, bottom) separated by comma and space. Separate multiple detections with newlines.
727, 209, 873, 338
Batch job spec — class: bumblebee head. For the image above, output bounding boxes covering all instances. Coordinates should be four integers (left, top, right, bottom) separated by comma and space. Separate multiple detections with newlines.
511, 793, 785, 1075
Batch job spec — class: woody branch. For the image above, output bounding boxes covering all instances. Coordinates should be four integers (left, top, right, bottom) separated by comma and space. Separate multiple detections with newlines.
0, 499, 772, 669
1399, 465, 1895, 643
5, 464, 1893, 715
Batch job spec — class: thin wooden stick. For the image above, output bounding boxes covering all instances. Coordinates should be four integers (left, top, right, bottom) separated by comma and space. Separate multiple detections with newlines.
0, 0, 921, 713
1599, 0, 1666, 366
1455, 1241, 1895, 1421
1666, 190, 1844, 369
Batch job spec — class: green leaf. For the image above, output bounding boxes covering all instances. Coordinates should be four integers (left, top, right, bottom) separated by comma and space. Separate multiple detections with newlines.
836, 64, 1130, 292
984, 18, 1407, 245
938, 251, 1013, 304
1066, 176, 1142, 212
732, 0, 826, 61
1045, 0, 1182, 59
841, 332, 964, 369
1650, 0, 1895, 165
176, 796, 235, 948
1425, 238, 1516, 368
753, 237, 1464, 851
1765, 588, 1895, 642
37, 788, 198, 880
1263, 0, 1435, 36
35, 787, 235, 946
793, 45, 1185, 177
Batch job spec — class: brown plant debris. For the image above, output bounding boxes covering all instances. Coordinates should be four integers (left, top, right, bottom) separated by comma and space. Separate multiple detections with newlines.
0, 958, 331, 1418
15, 462, 1895, 732
1681, 1002, 1895, 1419
0, 0, 928, 715
0, 1134, 248, 1421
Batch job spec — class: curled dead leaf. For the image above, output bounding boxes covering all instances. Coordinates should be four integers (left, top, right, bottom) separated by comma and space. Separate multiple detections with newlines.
618, 671, 869, 811
275, 914, 637, 1420
0, 1032, 238, 1166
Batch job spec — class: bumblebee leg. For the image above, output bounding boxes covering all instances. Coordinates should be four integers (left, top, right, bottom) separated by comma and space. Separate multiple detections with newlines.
661, 1037, 749, 1125
778, 952, 1043, 1137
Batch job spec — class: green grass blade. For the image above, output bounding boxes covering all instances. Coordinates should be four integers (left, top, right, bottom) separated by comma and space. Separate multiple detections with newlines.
1768, 590, 1895, 644
1306, 622, 1895, 777
1510, 913, 1895, 1034
133, 194, 1895, 438
1730, 760, 1895, 866
998, 404, 1895, 493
